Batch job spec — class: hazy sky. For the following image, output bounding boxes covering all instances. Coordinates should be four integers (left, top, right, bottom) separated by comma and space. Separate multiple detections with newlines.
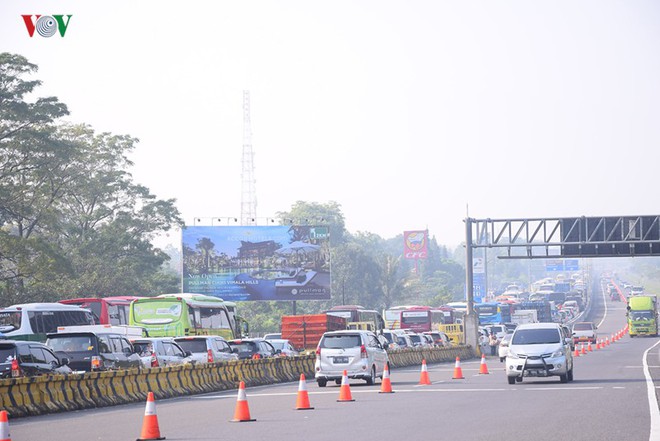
2, 1, 659, 247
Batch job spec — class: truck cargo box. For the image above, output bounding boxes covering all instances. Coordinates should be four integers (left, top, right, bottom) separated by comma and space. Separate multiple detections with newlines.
281, 314, 346, 350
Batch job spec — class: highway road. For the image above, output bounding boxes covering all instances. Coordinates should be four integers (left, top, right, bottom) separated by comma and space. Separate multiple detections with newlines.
8, 283, 660, 441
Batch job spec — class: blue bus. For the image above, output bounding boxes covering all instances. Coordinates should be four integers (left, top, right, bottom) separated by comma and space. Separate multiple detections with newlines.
474, 302, 502, 325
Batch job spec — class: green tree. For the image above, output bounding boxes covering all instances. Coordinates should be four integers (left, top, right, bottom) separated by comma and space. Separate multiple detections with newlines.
0, 53, 182, 304
276, 201, 347, 246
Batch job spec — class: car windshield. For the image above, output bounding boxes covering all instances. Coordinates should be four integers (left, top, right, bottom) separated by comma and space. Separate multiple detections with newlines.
269, 341, 286, 350
47, 336, 93, 352
229, 341, 257, 352
631, 311, 654, 321
320, 335, 361, 349
0, 345, 16, 363
132, 341, 154, 356
512, 328, 561, 345
175, 339, 207, 353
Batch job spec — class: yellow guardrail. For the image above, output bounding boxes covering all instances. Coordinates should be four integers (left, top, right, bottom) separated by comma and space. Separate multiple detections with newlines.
0, 345, 475, 418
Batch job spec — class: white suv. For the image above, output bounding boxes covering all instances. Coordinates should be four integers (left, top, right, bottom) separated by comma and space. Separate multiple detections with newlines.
505, 323, 574, 384
315, 330, 388, 387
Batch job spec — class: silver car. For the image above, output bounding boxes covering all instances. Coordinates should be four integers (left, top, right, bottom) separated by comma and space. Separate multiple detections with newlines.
173, 336, 238, 364
314, 330, 388, 387
505, 323, 574, 384
131, 338, 193, 368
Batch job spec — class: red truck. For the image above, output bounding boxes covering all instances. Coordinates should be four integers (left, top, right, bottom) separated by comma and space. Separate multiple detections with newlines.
281, 314, 346, 351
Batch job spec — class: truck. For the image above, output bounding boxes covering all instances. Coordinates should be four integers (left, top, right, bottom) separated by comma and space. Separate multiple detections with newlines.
281, 314, 347, 351
627, 295, 658, 337
511, 309, 538, 325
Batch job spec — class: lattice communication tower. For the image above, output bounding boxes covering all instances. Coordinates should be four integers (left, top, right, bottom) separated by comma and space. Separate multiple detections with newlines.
241, 90, 257, 225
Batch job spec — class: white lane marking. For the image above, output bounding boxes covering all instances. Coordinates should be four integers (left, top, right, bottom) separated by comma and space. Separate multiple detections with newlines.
597, 282, 608, 329
525, 386, 602, 391
613, 387, 626, 389
643, 339, 660, 441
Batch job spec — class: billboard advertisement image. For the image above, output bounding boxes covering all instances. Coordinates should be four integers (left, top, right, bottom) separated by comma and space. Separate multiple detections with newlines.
182, 225, 331, 301
403, 230, 428, 259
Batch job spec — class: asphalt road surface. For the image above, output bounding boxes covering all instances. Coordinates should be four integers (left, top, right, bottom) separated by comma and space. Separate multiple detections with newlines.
8, 285, 660, 441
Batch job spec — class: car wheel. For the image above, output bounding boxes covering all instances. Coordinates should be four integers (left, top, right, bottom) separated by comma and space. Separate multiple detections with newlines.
317, 379, 327, 388
365, 366, 376, 385
515, 376, 523, 383
500, 357, 504, 362
507, 376, 516, 385
335, 379, 342, 385
567, 367, 574, 382
559, 373, 568, 383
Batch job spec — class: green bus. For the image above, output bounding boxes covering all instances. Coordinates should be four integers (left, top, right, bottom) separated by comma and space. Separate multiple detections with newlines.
128, 294, 246, 339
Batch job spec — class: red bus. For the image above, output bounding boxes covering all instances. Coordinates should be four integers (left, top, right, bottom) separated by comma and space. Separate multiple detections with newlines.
59, 296, 143, 325
399, 306, 455, 332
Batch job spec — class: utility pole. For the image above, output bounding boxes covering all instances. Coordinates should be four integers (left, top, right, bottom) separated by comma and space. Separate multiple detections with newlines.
241, 90, 257, 226
464, 218, 479, 349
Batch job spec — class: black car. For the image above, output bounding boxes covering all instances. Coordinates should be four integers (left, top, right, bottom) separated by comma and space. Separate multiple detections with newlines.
0, 340, 72, 378
227, 338, 277, 360
46, 331, 142, 371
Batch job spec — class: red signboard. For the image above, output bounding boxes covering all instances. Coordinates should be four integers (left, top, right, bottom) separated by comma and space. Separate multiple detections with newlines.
403, 230, 428, 259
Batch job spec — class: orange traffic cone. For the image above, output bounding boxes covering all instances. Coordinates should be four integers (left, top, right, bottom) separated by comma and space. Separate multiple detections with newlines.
573, 346, 580, 357
452, 356, 465, 380
479, 354, 490, 374
596, 340, 601, 350
580, 344, 586, 355
0, 410, 10, 441
588, 342, 593, 352
418, 359, 432, 385
295, 374, 314, 410
380, 363, 394, 393
337, 370, 355, 402
231, 381, 256, 422
136, 392, 165, 441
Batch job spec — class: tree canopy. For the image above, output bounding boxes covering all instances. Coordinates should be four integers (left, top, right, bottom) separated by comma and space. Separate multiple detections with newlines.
0, 53, 183, 305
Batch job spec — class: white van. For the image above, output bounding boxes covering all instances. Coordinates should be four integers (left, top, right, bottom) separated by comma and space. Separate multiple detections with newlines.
315, 330, 388, 387
0, 303, 95, 341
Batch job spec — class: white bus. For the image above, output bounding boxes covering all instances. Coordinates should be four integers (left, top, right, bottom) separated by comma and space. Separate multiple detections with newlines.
0, 303, 96, 342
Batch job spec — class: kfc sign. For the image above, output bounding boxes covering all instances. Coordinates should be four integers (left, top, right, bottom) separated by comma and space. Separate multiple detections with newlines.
403, 230, 428, 259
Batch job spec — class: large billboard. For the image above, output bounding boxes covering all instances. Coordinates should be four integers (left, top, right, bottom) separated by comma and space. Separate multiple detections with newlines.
182, 225, 331, 301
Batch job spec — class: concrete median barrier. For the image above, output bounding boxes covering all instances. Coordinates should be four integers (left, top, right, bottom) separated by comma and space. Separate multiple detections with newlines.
0, 345, 475, 418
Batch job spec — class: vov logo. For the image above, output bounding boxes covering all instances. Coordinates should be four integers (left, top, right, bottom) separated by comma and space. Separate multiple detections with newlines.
22, 15, 73, 38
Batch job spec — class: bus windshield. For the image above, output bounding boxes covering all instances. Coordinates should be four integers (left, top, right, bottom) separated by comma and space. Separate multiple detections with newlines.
132, 300, 182, 325
0, 311, 21, 332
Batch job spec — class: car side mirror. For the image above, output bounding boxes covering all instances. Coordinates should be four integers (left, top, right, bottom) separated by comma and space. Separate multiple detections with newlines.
60, 356, 70, 366
185, 351, 192, 357
123, 347, 132, 356
275, 349, 282, 354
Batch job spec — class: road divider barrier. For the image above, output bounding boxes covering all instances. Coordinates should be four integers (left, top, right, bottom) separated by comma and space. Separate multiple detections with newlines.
0, 345, 474, 418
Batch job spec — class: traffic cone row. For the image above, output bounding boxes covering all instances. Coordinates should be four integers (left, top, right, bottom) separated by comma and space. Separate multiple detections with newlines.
337, 370, 355, 402
0, 410, 10, 441
380, 364, 394, 393
231, 381, 256, 422
479, 354, 490, 374
418, 359, 432, 385
136, 392, 165, 441
452, 356, 465, 379
295, 374, 314, 410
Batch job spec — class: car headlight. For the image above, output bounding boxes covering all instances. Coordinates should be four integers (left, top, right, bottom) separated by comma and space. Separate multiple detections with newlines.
507, 351, 520, 359
551, 349, 565, 358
